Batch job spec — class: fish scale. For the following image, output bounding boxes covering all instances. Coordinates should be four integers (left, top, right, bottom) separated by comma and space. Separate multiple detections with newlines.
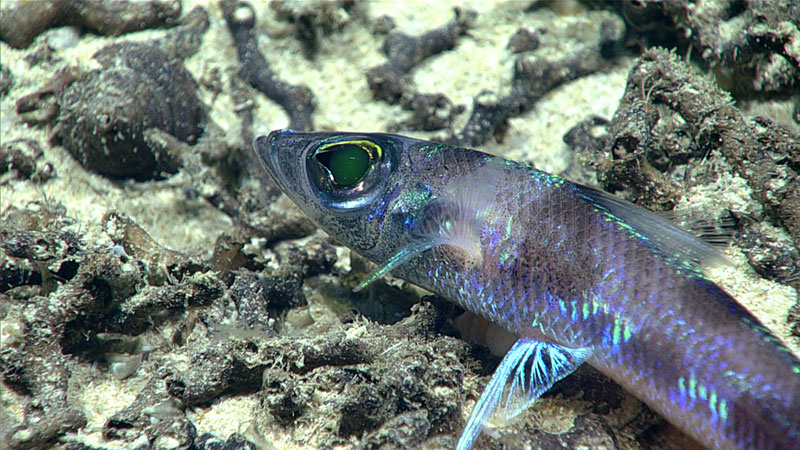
255, 129, 800, 450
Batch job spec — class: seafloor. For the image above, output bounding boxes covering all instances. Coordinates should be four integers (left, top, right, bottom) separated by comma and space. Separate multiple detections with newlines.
1, 1, 799, 449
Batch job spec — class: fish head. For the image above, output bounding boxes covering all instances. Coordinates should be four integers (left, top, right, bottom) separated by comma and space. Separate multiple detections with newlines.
254, 129, 416, 254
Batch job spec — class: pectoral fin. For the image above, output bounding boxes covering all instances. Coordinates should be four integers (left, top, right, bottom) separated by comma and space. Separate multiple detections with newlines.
353, 240, 436, 293
353, 187, 490, 293
457, 338, 591, 450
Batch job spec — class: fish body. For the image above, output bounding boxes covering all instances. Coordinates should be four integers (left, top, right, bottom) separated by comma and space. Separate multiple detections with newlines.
254, 130, 800, 450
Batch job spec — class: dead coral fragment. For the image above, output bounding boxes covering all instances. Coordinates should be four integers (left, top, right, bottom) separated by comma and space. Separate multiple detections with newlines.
0, 63, 13, 97
223, 0, 316, 131
626, 50, 800, 242
450, 17, 623, 147
507, 27, 541, 53
0, 209, 141, 448
737, 226, 800, 288
366, 8, 475, 131
15, 68, 79, 125
270, 0, 362, 57
103, 211, 185, 283
616, 1, 800, 98
0, 0, 182, 49
1, 139, 53, 183
0, 206, 81, 295
12, 8, 211, 180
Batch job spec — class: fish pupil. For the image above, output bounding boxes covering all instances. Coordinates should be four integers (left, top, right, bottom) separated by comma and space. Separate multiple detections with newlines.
317, 144, 370, 187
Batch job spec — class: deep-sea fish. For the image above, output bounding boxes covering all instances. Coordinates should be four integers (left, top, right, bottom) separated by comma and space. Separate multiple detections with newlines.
254, 130, 800, 450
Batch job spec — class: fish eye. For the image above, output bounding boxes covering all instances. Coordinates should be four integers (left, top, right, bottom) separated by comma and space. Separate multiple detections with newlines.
311, 140, 383, 190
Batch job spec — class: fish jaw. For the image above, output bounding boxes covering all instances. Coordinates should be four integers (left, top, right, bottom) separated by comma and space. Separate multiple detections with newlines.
253, 129, 318, 215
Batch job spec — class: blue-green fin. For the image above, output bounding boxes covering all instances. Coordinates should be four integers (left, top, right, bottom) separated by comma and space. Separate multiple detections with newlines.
353, 240, 437, 292
457, 338, 591, 450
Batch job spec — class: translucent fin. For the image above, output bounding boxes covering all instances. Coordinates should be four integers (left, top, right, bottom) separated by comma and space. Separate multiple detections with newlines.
354, 159, 505, 293
353, 240, 436, 293
574, 184, 730, 270
457, 338, 590, 450
411, 161, 505, 256
657, 207, 736, 252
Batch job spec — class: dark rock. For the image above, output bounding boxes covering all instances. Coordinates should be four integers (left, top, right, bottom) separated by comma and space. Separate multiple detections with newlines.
58, 43, 204, 179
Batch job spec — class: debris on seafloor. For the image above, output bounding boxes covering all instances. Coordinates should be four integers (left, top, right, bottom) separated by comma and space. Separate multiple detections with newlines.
366, 7, 475, 132
0, 0, 182, 49
223, 0, 316, 132
12, 7, 210, 180
1, 1, 798, 449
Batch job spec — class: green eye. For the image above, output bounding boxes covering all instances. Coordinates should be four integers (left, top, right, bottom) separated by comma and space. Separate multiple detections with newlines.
327, 144, 369, 186
314, 140, 382, 188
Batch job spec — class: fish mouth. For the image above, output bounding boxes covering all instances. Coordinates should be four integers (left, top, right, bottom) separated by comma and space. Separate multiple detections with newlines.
253, 134, 275, 175
253, 129, 296, 192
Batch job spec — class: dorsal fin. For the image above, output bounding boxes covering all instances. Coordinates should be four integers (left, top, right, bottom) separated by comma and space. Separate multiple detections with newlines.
573, 184, 730, 271
656, 206, 736, 250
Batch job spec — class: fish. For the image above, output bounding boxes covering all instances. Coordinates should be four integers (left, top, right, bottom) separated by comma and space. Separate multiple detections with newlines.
254, 129, 800, 450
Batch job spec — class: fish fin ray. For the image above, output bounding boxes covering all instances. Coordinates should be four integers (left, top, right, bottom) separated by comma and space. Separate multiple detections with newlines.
355, 161, 508, 292
656, 207, 736, 253
457, 338, 590, 450
412, 161, 508, 264
501, 340, 591, 419
353, 240, 436, 292
574, 184, 730, 270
